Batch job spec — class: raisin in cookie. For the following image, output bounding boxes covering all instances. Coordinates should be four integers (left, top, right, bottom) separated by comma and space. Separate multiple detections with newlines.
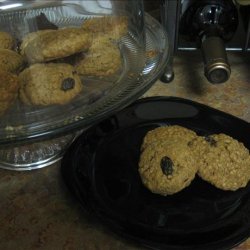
141, 125, 198, 150
81, 16, 128, 40
189, 133, 250, 191
0, 69, 19, 115
0, 49, 24, 73
75, 35, 122, 77
22, 28, 92, 63
19, 63, 83, 106
0, 31, 14, 50
139, 141, 198, 195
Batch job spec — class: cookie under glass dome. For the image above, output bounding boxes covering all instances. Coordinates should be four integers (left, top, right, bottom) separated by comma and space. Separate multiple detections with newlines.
0, 0, 169, 170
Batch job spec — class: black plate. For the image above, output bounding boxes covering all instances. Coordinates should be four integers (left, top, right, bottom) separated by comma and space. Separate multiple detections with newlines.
61, 97, 250, 250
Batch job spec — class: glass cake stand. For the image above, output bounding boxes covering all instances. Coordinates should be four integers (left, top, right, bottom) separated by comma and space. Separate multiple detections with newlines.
0, 13, 169, 170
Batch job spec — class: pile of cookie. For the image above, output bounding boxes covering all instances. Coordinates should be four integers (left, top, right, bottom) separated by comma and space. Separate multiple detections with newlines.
0, 15, 127, 115
139, 125, 250, 195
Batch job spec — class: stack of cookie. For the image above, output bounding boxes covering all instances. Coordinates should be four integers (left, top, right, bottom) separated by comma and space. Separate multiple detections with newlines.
18, 16, 127, 107
139, 125, 250, 196
0, 14, 128, 115
76, 16, 127, 77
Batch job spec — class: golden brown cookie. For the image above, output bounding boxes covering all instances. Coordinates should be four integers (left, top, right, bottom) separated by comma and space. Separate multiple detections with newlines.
75, 35, 122, 77
22, 28, 92, 63
20, 30, 54, 55
0, 31, 14, 50
189, 134, 250, 191
0, 69, 19, 115
141, 125, 198, 150
138, 140, 198, 195
0, 49, 24, 73
81, 16, 128, 40
19, 63, 83, 106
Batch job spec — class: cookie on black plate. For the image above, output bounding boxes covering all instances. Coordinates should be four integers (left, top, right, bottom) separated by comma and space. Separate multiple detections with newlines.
139, 140, 198, 195
188, 133, 250, 191
141, 125, 198, 150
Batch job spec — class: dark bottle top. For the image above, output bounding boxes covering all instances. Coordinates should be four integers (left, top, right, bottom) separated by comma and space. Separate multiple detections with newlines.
180, 0, 238, 84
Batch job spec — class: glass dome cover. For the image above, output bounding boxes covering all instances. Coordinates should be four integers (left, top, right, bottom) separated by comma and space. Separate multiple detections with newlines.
0, 0, 160, 144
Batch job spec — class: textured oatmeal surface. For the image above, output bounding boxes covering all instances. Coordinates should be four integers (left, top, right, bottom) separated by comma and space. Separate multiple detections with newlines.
23, 28, 92, 63
0, 31, 14, 50
139, 139, 198, 195
189, 134, 250, 191
19, 63, 83, 106
141, 125, 197, 150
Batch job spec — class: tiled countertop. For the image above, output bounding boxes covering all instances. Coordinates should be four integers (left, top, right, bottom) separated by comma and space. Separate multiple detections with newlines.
0, 52, 249, 250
